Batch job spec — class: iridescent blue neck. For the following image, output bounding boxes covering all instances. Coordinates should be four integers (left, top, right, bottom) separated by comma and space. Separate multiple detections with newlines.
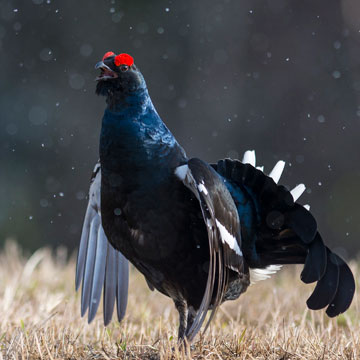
100, 87, 187, 177
106, 86, 151, 117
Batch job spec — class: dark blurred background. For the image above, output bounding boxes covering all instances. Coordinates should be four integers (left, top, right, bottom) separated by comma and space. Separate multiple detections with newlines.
1, 0, 360, 257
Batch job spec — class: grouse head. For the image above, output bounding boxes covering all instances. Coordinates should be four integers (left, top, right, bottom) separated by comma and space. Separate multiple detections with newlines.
95, 51, 146, 99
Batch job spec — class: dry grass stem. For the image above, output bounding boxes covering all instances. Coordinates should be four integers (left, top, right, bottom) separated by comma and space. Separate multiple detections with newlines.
0, 242, 358, 359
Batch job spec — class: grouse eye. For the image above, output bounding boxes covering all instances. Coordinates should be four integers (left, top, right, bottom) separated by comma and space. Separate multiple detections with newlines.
120, 65, 129, 72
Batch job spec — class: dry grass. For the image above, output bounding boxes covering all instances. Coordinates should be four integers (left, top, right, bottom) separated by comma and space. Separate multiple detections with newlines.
0, 241, 358, 359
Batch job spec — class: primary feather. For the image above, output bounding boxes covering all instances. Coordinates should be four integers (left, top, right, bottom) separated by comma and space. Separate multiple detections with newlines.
76, 163, 129, 326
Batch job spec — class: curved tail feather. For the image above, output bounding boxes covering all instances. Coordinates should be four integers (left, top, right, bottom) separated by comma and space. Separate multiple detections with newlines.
306, 248, 339, 311
300, 233, 327, 284
326, 256, 355, 317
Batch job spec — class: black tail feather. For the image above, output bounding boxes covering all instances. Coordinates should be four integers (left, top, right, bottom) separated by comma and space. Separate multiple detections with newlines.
213, 158, 355, 317
301, 233, 327, 284
326, 254, 355, 317
306, 248, 339, 310
255, 234, 307, 265
285, 204, 317, 244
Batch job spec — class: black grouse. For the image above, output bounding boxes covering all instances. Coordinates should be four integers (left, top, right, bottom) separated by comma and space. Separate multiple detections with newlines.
75, 51, 355, 341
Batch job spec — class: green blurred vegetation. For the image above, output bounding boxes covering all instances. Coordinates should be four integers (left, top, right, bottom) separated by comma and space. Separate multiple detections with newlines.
1, 0, 360, 254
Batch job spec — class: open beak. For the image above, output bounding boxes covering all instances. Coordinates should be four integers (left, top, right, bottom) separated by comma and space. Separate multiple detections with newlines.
95, 61, 118, 81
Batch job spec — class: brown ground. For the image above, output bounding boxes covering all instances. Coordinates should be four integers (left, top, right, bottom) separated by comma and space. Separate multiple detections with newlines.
0, 242, 358, 359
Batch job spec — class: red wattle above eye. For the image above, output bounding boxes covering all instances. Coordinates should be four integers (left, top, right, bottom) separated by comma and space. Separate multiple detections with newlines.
102, 51, 115, 61
114, 53, 134, 67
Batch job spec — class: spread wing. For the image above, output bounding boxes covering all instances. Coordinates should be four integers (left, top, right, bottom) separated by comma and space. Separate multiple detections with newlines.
75, 161, 129, 325
175, 158, 244, 341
